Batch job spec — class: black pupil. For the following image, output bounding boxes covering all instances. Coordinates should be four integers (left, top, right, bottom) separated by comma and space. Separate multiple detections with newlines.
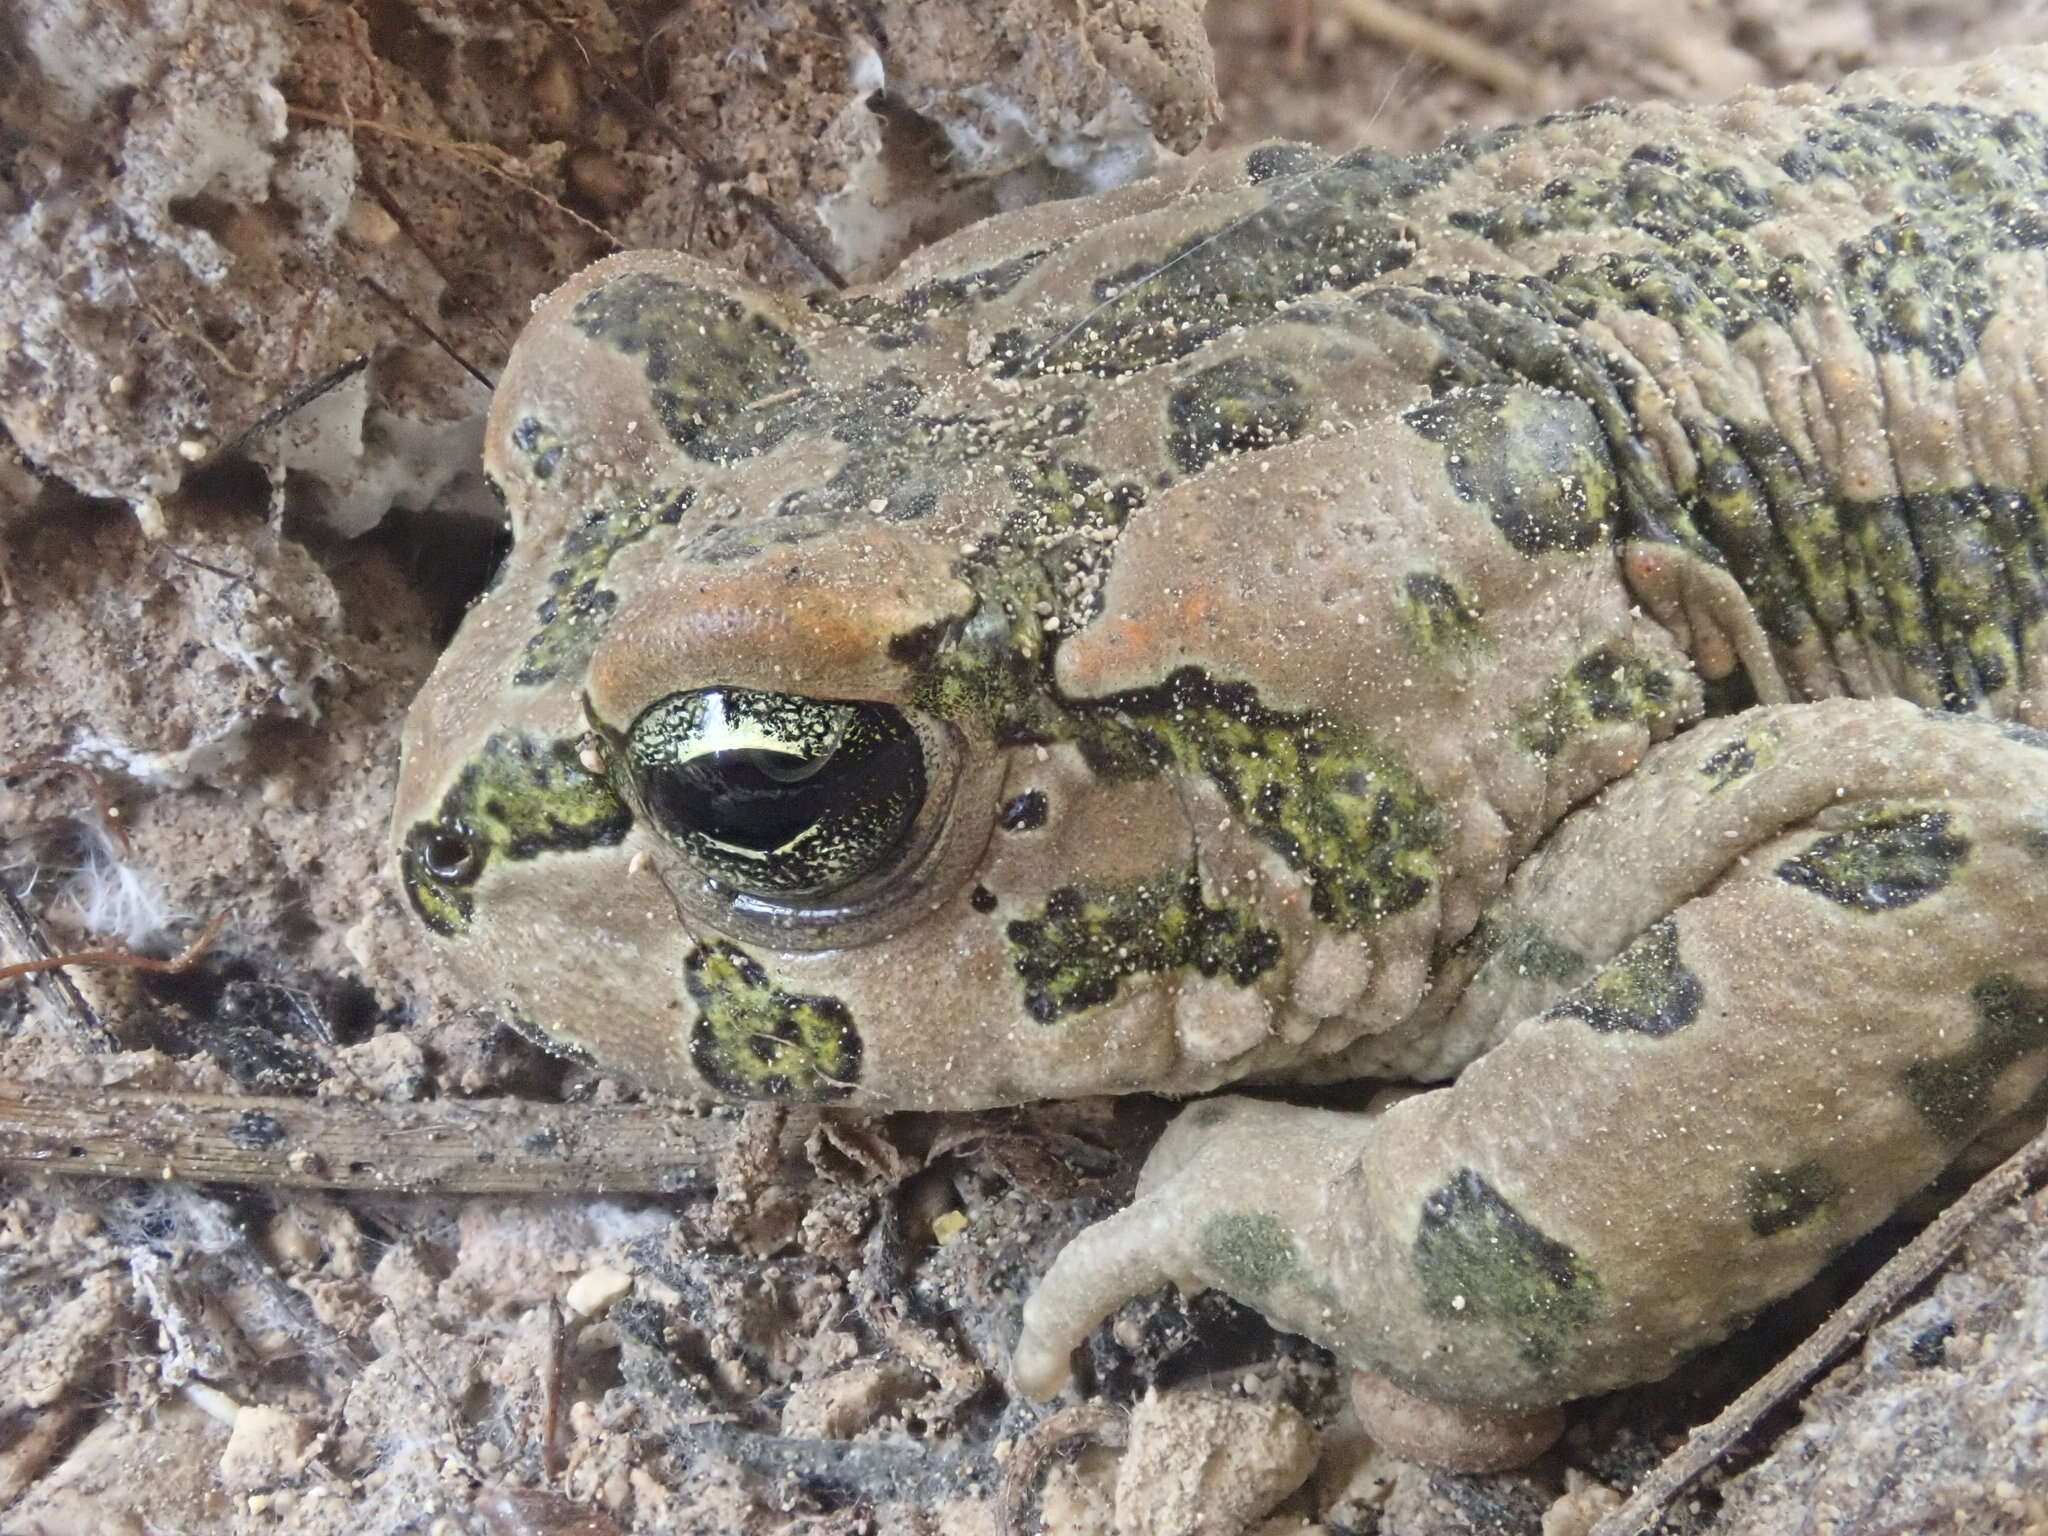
628, 691, 927, 895
654, 749, 855, 852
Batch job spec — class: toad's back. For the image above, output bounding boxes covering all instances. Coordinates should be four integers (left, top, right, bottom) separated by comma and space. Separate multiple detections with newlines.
826, 54, 2048, 723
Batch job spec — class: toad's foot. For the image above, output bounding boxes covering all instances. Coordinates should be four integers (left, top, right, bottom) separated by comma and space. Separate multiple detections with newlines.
1013, 1094, 1375, 1399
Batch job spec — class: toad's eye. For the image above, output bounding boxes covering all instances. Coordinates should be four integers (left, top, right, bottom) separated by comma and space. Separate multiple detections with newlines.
619, 687, 927, 899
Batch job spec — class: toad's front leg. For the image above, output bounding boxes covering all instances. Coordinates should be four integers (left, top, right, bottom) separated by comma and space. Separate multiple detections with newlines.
1016, 700, 2048, 1458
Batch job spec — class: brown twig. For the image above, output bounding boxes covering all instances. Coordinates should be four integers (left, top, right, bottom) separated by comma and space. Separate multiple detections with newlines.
0, 912, 227, 985
0, 1083, 725, 1194
0, 883, 115, 1052
1589, 1124, 2048, 1536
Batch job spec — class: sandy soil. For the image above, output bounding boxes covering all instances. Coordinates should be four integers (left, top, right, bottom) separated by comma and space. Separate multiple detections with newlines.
3, 2, 2047, 1533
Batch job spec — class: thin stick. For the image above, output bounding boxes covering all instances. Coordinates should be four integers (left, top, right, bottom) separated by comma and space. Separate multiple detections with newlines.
0, 912, 227, 984
1320, 0, 1547, 107
0, 883, 115, 1052
0, 1083, 723, 1195
1589, 1125, 2048, 1536
285, 103, 621, 250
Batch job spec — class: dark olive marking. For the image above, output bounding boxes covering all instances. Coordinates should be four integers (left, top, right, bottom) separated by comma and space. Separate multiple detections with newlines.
905, 479, 1447, 931
1413, 1168, 1599, 1370
1744, 1160, 1844, 1238
1165, 356, 1312, 473
684, 941, 861, 1101
679, 378, 1093, 566
570, 272, 812, 463
522, 1129, 565, 1157
400, 733, 633, 939
1514, 643, 1684, 760
1369, 108, 2048, 714
1079, 669, 1444, 930
1453, 138, 1772, 250
1199, 1210, 1301, 1299
1903, 973, 2048, 1143
988, 151, 1437, 379
228, 1110, 288, 1151
1804, 103, 2048, 377
1777, 805, 1969, 913
755, 367, 941, 529
1548, 918, 1703, 1037
1404, 385, 1615, 556
1006, 864, 1282, 1023
969, 885, 998, 914
619, 687, 926, 899
515, 486, 693, 686
999, 789, 1049, 832
810, 246, 1053, 350
1243, 142, 1332, 184
1465, 99, 2048, 378
1699, 723, 1781, 791
1467, 916, 1589, 989
1399, 571, 1486, 662
895, 450, 1143, 744
508, 415, 566, 480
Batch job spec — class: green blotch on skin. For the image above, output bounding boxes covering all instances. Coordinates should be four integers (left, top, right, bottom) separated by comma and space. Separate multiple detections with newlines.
1243, 142, 1332, 183
1514, 643, 1684, 760
1472, 917, 1589, 989
399, 733, 633, 940
1454, 139, 1772, 250
1745, 1160, 1843, 1238
570, 272, 812, 463
1414, 1168, 1599, 1370
1165, 356, 1312, 473
810, 247, 1050, 349
515, 487, 692, 686
1080, 669, 1444, 931
985, 155, 1425, 378
685, 941, 862, 1101
1404, 384, 1616, 555
1199, 1211, 1301, 1300
1700, 723, 1781, 791
1399, 571, 1487, 663
1904, 974, 2048, 1143
896, 446, 1140, 744
1006, 865, 1282, 1023
1777, 805, 1969, 913
508, 415, 566, 480
1550, 918, 1703, 1038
